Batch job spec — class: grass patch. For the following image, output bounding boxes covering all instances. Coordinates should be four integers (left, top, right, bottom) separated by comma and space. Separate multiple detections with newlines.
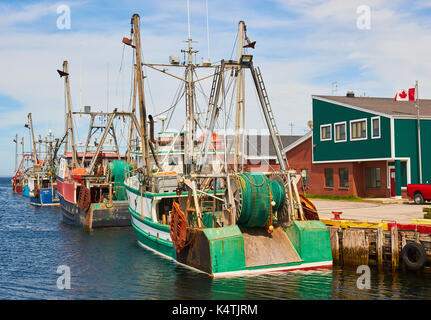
305, 193, 363, 201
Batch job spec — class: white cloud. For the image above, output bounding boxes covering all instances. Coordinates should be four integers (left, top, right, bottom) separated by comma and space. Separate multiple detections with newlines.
1, 0, 431, 175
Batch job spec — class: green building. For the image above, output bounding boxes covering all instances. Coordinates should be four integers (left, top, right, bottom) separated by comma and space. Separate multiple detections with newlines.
310, 93, 431, 198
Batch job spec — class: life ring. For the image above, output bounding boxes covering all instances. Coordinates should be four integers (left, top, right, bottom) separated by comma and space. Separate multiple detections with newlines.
401, 242, 426, 271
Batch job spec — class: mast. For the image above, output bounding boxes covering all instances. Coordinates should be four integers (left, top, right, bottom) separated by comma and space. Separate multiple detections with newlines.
234, 21, 246, 172
58, 61, 78, 169
182, 0, 198, 176
14, 134, 18, 172
21, 137, 24, 159
27, 113, 38, 163
183, 39, 197, 175
131, 14, 150, 178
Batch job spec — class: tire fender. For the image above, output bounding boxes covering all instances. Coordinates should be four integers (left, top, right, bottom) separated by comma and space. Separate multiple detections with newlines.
401, 242, 426, 271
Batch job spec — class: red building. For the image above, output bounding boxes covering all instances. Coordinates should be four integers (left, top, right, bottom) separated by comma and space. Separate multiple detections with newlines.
283, 131, 398, 198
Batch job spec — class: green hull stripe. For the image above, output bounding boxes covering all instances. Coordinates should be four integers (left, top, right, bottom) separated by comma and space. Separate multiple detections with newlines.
132, 219, 176, 259
129, 206, 171, 233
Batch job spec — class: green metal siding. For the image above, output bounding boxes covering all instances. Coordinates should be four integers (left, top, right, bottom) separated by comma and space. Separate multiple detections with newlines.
313, 99, 391, 161
394, 119, 431, 184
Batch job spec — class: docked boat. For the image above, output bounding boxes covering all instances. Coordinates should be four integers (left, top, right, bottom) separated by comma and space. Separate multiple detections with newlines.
56, 154, 131, 228
123, 14, 332, 277
55, 60, 136, 228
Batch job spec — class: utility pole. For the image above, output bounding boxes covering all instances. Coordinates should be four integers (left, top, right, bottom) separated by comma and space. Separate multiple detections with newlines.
289, 122, 294, 135
416, 80, 422, 184
331, 81, 338, 95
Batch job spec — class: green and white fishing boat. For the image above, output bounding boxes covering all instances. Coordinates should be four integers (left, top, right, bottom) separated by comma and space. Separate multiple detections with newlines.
123, 13, 332, 277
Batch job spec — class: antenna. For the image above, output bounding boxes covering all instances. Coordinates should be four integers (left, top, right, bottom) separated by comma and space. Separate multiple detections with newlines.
187, 0, 191, 40
107, 62, 110, 112
205, 0, 210, 62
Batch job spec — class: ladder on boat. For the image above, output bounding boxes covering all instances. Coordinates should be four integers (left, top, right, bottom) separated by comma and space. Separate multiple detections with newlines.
198, 65, 224, 171
250, 65, 288, 170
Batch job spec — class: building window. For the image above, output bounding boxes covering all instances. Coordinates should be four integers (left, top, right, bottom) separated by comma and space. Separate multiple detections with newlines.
366, 167, 381, 188
339, 168, 349, 188
371, 117, 380, 139
334, 122, 347, 142
350, 119, 367, 141
324, 168, 334, 188
320, 124, 332, 141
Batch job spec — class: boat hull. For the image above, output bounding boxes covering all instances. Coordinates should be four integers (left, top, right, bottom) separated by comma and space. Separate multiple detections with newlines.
126, 183, 333, 278
30, 187, 60, 207
59, 195, 131, 228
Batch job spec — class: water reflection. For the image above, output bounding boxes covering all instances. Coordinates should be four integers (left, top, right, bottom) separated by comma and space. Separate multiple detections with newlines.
2, 177, 431, 300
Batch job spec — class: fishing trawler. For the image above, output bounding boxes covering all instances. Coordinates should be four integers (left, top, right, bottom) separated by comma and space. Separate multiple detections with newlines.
28, 129, 61, 206
11, 114, 60, 206
124, 13, 332, 277
55, 61, 136, 228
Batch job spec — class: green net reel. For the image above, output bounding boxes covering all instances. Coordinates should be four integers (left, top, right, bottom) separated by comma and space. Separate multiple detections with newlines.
232, 173, 286, 228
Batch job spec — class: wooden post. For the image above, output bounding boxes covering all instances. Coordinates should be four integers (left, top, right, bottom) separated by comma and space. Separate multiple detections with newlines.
342, 229, 369, 267
109, 183, 113, 207
376, 227, 383, 272
329, 227, 339, 264
391, 225, 399, 272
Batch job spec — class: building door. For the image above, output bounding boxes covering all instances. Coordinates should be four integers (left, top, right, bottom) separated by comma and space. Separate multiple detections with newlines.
390, 168, 396, 197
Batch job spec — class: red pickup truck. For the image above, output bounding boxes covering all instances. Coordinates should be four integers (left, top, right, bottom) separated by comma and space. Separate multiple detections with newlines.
407, 184, 431, 204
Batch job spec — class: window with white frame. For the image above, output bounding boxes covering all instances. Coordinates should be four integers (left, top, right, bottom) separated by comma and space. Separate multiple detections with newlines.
350, 119, 367, 141
320, 124, 332, 141
371, 117, 380, 139
334, 122, 347, 142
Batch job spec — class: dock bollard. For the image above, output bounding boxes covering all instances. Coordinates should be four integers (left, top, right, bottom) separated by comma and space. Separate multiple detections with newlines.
332, 211, 343, 220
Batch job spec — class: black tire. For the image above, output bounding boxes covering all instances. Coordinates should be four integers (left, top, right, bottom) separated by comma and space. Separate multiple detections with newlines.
414, 192, 424, 205
401, 242, 426, 271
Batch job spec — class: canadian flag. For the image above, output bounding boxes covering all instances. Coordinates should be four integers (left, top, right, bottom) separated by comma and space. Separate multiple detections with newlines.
395, 88, 415, 101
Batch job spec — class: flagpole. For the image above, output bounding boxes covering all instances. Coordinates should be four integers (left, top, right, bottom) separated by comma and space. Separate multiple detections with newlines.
416, 80, 422, 184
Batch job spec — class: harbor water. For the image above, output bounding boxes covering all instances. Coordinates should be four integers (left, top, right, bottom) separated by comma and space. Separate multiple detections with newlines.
1, 177, 430, 300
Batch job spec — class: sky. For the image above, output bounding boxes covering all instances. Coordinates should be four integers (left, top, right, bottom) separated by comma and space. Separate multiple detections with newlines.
1, 0, 431, 176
